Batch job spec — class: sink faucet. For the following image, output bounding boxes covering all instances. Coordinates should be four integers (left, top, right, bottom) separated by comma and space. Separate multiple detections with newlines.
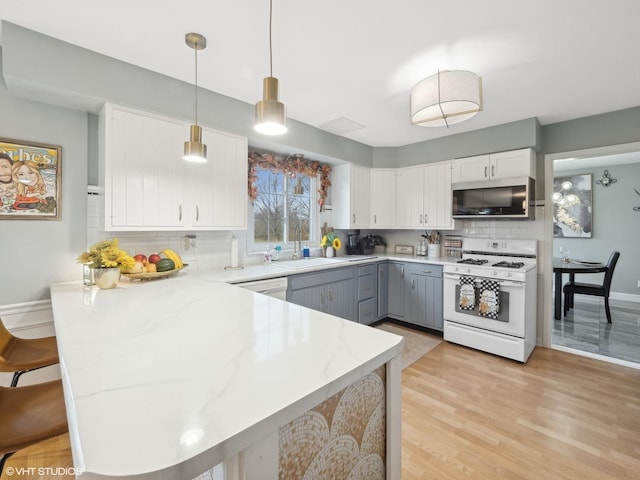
293, 224, 302, 259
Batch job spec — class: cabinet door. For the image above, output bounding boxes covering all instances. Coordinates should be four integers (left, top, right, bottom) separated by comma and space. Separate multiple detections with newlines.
370, 169, 396, 228
327, 277, 356, 321
387, 262, 408, 319
106, 106, 185, 229
351, 165, 370, 228
451, 155, 490, 183
423, 162, 454, 229
490, 148, 535, 180
186, 128, 247, 229
406, 265, 444, 331
288, 284, 326, 312
395, 166, 424, 228
331, 164, 370, 229
377, 263, 389, 320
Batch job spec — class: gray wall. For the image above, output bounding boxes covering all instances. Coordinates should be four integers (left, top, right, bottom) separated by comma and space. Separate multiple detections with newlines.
553, 163, 640, 295
0, 50, 88, 305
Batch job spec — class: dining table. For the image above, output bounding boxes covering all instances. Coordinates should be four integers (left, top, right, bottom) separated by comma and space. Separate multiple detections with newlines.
552, 257, 607, 320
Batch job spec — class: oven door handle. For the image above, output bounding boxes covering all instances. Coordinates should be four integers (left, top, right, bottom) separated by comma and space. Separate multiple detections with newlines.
445, 274, 525, 289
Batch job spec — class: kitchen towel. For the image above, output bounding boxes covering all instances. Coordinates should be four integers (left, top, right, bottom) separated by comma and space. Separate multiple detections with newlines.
459, 276, 476, 310
478, 279, 500, 319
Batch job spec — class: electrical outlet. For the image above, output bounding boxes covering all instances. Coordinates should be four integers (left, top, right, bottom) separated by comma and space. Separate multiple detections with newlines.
637, 280, 640, 288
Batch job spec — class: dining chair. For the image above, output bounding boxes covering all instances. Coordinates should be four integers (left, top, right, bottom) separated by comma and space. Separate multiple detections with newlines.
0, 379, 69, 476
1, 433, 73, 479
563, 251, 620, 323
0, 317, 59, 387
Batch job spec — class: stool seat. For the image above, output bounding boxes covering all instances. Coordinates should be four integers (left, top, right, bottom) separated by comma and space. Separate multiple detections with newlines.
2, 434, 73, 480
0, 380, 68, 456
1, 318, 59, 387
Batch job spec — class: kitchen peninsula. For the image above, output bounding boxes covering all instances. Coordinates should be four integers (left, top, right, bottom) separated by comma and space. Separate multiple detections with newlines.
49, 274, 403, 480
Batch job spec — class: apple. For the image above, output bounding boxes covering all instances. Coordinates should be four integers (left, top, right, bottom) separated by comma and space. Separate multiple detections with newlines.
148, 253, 162, 264
133, 254, 147, 265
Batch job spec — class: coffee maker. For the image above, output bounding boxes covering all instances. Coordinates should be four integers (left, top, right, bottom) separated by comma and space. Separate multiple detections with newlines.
346, 231, 361, 255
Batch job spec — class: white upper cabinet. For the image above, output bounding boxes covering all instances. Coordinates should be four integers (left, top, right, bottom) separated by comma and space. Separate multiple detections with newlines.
101, 104, 247, 231
451, 148, 536, 183
396, 161, 455, 230
332, 164, 370, 229
369, 168, 396, 228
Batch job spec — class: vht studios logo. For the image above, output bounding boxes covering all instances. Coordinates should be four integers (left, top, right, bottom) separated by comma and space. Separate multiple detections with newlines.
3, 466, 84, 477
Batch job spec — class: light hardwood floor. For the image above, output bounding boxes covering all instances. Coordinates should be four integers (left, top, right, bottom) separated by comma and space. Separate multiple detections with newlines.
402, 341, 640, 480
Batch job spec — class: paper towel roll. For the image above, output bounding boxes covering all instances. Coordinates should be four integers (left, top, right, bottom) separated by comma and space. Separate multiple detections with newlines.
230, 236, 239, 268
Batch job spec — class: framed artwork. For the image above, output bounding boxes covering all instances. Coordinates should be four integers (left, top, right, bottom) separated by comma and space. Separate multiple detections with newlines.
552, 173, 592, 238
0, 137, 62, 220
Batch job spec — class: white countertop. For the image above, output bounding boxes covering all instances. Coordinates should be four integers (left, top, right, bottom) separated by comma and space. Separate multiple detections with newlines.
196, 254, 458, 284
50, 275, 403, 479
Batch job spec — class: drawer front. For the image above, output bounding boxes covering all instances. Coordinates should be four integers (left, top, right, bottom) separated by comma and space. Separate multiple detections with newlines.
358, 274, 376, 300
358, 264, 376, 277
358, 298, 376, 325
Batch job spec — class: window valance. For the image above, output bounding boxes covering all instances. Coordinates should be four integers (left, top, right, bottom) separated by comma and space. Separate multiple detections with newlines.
248, 151, 332, 211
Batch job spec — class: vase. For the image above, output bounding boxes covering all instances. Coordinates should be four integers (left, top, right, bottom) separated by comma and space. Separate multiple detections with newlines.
326, 246, 335, 258
93, 267, 121, 289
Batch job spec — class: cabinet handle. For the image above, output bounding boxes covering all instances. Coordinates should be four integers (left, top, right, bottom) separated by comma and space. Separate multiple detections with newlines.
401, 268, 404, 278
411, 279, 415, 289
421, 270, 432, 274
364, 285, 371, 291
374, 214, 377, 224
491, 165, 495, 177
419, 214, 423, 224
424, 213, 428, 225
352, 214, 356, 224
179, 205, 182, 222
321, 291, 325, 304
366, 309, 372, 315
484, 166, 488, 178
195, 205, 199, 222
329, 288, 333, 302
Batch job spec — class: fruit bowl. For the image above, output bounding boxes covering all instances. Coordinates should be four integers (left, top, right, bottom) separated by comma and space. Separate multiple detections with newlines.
122, 265, 188, 281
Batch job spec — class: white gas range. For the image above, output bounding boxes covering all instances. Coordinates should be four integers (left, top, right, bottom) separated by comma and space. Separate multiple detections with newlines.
442, 238, 537, 362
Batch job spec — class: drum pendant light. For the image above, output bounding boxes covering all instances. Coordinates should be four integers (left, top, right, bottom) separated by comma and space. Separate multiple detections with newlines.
410, 70, 482, 128
255, 0, 287, 135
184, 32, 207, 162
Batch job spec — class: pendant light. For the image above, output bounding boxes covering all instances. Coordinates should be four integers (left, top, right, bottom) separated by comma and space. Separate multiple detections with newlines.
410, 70, 482, 128
184, 32, 207, 162
255, 0, 287, 135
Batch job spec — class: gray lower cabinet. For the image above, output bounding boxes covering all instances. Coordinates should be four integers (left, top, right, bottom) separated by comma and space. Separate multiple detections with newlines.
287, 266, 357, 321
387, 262, 409, 320
406, 264, 443, 331
377, 262, 389, 320
357, 264, 378, 325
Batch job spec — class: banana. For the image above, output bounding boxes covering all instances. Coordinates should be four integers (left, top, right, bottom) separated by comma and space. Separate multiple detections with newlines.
162, 249, 183, 268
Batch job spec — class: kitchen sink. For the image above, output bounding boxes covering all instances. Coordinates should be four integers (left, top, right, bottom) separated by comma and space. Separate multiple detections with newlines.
270, 257, 347, 269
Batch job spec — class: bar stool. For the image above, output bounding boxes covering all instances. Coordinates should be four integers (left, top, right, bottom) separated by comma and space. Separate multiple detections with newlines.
0, 380, 69, 475
1, 317, 59, 387
1, 434, 73, 480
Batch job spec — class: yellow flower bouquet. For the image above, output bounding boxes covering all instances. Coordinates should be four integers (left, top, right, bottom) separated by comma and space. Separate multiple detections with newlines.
77, 238, 135, 271
321, 232, 342, 253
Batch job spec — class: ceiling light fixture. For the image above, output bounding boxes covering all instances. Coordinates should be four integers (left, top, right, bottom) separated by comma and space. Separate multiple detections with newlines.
410, 70, 483, 128
255, 0, 287, 135
184, 32, 207, 162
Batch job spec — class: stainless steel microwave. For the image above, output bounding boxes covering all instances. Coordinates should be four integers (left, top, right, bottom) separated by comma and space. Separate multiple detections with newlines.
452, 176, 535, 220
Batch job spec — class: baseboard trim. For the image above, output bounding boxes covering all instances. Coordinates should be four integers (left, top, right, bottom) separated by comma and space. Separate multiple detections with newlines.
0, 299, 54, 332
610, 292, 640, 303
552, 345, 640, 370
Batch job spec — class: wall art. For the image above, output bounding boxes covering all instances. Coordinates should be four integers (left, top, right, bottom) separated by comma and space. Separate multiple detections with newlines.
0, 137, 61, 220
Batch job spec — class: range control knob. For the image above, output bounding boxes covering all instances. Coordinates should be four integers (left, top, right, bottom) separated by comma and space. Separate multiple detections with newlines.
465, 268, 471, 274
492, 270, 498, 276
505, 272, 512, 278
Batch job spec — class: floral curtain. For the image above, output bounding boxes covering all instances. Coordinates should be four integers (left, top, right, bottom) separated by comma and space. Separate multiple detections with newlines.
248, 151, 332, 211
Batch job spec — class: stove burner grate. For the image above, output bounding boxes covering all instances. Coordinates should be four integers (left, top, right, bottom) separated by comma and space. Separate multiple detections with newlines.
493, 261, 525, 269
457, 258, 488, 265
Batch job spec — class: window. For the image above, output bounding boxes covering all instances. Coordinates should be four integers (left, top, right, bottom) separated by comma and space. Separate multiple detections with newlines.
251, 167, 316, 250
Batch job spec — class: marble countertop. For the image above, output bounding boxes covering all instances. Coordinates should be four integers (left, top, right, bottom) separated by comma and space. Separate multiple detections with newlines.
50, 275, 403, 479
193, 254, 459, 284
